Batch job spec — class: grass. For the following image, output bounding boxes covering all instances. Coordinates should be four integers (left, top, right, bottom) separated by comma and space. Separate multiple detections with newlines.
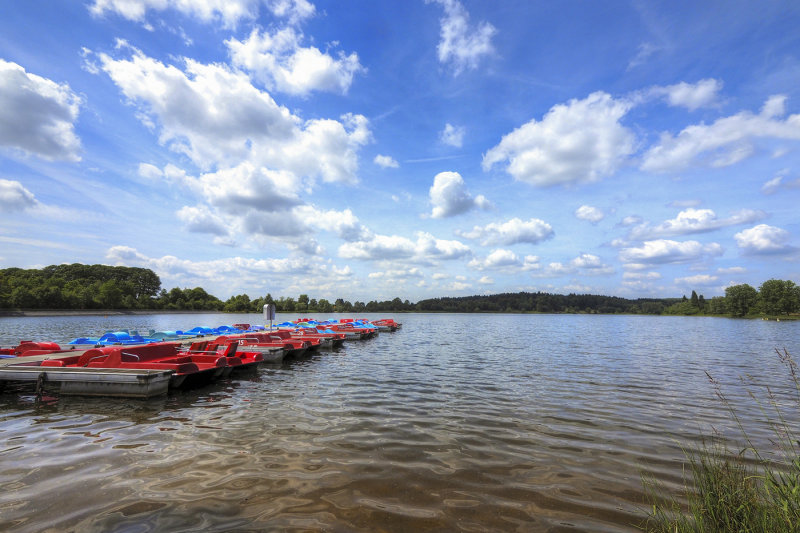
642, 349, 800, 532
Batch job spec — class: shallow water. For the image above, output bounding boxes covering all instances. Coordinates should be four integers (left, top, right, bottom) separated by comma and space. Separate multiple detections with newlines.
1, 313, 799, 532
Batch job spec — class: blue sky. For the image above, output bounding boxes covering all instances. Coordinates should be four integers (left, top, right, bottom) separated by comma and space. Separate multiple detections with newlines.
1, 0, 799, 302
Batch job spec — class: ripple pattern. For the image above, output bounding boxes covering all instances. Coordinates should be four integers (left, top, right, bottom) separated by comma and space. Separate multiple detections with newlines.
1, 313, 799, 531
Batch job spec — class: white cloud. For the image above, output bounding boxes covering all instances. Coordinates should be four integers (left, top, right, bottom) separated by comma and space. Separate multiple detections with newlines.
374, 154, 399, 168
227, 28, 363, 96
295, 205, 371, 242
483, 92, 635, 187
627, 42, 661, 70
761, 170, 800, 194
641, 95, 800, 173
478, 275, 493, 284
429, 171, 490, 218
90, 0, 314, 28
717, 266, 746, 274
0, 179, 38, 212
675, 274, 718, 285
428, 0, 495, 74
94, 45, 370, 183
620, 239, 724, 267
734, 224, 796, 255
105, 244, 353, 298
619, 215, 643, 227
457, 217, 553, 246
338, 231, 471, 263
652, 79, 722, 111
368, 268, 423, 280
0, 60, 82, 161
622, 271, 661, 280
264, 0, 315, 24
537, 254, 614, 277
176, 205, 229, 236
629, 208, 766, 239
468, 249, 539, 271
440, 123, 465, 147
575, 205, 604, 223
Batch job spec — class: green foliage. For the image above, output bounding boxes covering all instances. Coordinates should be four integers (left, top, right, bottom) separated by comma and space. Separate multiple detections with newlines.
759, 279, 800, 316
2, 265, 798, 317
725, 283, 759, 317
0, 264, 162, 310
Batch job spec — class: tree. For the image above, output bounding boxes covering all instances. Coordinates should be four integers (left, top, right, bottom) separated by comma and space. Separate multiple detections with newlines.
725, 284, 758, 317
97, 280, 123, 309
709, 296, 727, 315
758, 279, 800, 316
224, 293, 252, 312
298, 294, 310, 312
690, 290, 699, 308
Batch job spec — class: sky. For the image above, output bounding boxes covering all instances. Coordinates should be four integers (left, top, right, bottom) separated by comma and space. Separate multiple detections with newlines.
1, 0, 800, 303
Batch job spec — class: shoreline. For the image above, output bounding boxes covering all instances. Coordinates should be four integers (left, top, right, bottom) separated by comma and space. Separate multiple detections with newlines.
0, 309, 215, 318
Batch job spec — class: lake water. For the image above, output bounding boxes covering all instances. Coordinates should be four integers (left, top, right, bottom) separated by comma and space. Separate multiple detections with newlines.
1, 313, 799, 532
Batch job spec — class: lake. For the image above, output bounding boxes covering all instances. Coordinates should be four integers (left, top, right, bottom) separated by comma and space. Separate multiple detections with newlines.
1, 313, 798, 532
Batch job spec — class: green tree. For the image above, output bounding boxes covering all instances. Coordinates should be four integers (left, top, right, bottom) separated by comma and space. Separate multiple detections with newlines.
758, 279, 800, 316
224, 293, 252, 312
298, 294, 310, 312
725, 283, 758, 317
709, 296, 727, 315
690, 290, 699, 308
97, 280, 123, 309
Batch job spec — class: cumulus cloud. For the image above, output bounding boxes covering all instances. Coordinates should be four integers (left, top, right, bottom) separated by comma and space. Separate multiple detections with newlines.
650, 79, 722, 111
468, 249, 539, 271
456, 217, 553, 246
0, 60, 82, 161
483, 92, 635, 187
734, 224, 796, 255
176, 205, 230, 236
0, 179, 39, 212
89, 0, 314, 27
675, 274, 718, 286
227, 28, 363, 96
105, 244, 351, 297
620, 239, 723, 268
575, 205, 604, 223
641, 95, 800, 173
374, 154, 399, 168
428, 0, 495, 74
429, 171, 491, 218
628, 208, 766, 240
295, 205, 371, 242
368, 267, 423, 280
440, 123, 465, 147
717, 266, 746, 274
338, 231, 471, 263
622, 271, 661, 280
93, 44, 370, 182
538, 253, 614, 277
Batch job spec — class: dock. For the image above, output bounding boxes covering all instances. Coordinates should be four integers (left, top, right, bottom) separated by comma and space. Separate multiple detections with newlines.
0, 350, 173, 398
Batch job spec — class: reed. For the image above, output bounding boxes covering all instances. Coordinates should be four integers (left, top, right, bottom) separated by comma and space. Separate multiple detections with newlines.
642, 349, 800, 532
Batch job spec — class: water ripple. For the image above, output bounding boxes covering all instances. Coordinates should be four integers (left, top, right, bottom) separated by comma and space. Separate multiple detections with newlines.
1, 313, 799, 531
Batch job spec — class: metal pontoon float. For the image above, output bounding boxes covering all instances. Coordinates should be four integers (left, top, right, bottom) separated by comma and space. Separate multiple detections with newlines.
0, 352, 172, 398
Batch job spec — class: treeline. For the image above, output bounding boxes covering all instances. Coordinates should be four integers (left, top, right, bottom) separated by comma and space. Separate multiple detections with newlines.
662, 280, 800, 317
1, 264, 798, 318
414, 292, 675, 314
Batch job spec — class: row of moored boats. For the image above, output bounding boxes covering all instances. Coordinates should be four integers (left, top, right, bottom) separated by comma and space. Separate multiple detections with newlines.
0, 318, 401, 389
